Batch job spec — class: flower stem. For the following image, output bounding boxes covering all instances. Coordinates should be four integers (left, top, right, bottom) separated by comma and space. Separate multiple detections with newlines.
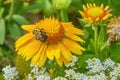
60, 9, 68, 22
93, 26, 99, 57
5, 0, 15, 21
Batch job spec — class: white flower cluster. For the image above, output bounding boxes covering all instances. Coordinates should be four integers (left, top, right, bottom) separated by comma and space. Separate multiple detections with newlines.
103, 58, 115, 69
53, 77, 67, 80
2, 58, 120, 80
65, 55, 78, 67
2, 65, 19, 80
110, 64, 120, 80
64, 69, 108, 80
27, 64, 50, 80
63, 58, 118, 80
86, 58, 105, 73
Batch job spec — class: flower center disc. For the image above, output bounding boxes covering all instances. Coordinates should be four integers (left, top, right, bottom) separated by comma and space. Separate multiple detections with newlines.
87, 7, 104, 18
35, 18, 64, 44
46, 24, 64, 44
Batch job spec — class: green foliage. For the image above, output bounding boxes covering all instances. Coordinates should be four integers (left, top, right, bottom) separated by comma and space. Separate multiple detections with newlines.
15, 55, 32, 77
0, 73, 4, 80
77, 51, 95, 73
109, 42, 120, 62
0, 19, 5, 44
7, 22, 22, 40
12, 15, 29, 25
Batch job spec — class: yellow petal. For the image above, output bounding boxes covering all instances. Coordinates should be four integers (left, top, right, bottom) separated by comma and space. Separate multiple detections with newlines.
31, 43, 45, 64
101, 4, 103, 8
61, 55, 69, 64
17, 45, 27, 55
54, 45, 60, 59
26, 40, 41, 61
38, 44, 47, 67
105, 6, 109, 11
65, 32, 85, 43
88, 17, 93, 22
46, 45, 60, 60
61, 22, 84, 35
87, 4, 90, 8
62, 38, 85, 55
58, 42, 72, 62
79, 11, 85, 17
89, 3, 92, 7
93, 3, 96, 7
46, 45, 55, 60
56, 58, 63, 66
21, 39, 40, 61
83, 5, 87, 11
95, 17, 100, 22
18, 38, 35, 56
15, 33, 34, 50
102, 13, 112, 20
22, 25, 36, 32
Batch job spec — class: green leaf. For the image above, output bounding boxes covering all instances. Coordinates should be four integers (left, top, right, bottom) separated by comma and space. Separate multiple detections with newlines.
98, 27, 106, 48
110, 42, 120, 63
44, 0, 54, 16
0, 19, 5, 45
77, 52, 95, 73
0, 7, 4, 19
23, 3, 44, 13
12, 15, 29, 25
8, 22, 22, 40
88, 38, 95, 51
78, 19, 91, 27
78, 19, 86, 26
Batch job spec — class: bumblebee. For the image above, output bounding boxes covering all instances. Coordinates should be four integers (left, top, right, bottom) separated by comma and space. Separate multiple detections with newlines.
33, 28, 48, 42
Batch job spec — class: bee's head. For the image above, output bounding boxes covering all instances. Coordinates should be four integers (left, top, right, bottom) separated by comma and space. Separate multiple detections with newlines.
33, 28, 40, 35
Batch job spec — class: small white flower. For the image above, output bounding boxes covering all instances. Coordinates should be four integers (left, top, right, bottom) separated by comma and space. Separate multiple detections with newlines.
31, 64, 39, 77
53, 77, 67, 80
36, 75, 50, 80
27, 74, 34, 80
110, 76, 117, 80
2, 65, 19, 80
65, 69, 76, 79
86, 58, 105, 73
95, 72, 108, 80
76, 73, 88, 80
103, 58, 115, 69
65, 55, 78, 67
110, 63, 120, 79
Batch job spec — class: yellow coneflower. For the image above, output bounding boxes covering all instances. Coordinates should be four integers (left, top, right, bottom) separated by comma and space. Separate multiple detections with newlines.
15, 17, 85, 67
107, 16, 120, 43
79, 3, 112, 23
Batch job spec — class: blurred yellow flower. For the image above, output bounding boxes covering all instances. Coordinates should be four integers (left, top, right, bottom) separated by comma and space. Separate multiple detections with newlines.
15, 18, 85, 67
79, 3, 112, 23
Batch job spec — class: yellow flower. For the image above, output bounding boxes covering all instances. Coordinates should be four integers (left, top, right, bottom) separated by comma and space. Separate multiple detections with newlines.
79, 3, 112, 23
15, 18, 85, 67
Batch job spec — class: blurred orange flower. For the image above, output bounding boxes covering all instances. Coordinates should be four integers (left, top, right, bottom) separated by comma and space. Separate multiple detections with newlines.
79, 3, 112, 23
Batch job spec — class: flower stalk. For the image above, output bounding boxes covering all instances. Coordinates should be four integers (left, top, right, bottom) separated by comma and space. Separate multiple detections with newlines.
60, 9, 69, 22
93, 25, 99, 57
5, 0, 15, 20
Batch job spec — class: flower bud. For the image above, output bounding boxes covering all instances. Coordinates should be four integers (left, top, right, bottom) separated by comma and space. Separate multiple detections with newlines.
53, 0, 72, 9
